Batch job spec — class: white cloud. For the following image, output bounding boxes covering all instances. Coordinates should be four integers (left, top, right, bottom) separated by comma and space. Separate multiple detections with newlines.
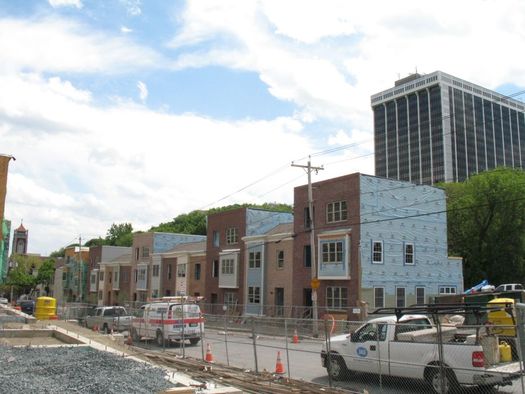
137, 81, 148, 103
121, 0, 142, 16
48, 0, 83, 9
0, 17, 165, 74
1, 74, 314, 254
170, 0, 525, 127
120, 26, 133, 34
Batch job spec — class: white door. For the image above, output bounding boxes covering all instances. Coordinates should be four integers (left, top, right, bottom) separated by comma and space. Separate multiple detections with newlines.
346, 322, 389, 374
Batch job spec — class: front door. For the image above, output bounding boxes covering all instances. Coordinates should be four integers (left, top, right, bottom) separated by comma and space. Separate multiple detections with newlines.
275, 288, 284, 316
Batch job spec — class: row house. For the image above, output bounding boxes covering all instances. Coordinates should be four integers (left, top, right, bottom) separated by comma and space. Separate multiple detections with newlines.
88, 245, 131, 306
158, 241, 206, 298
81, 172, 462, 320
293, 173, 463, 320
131, 232, 206, 303
205, 208, 294, 313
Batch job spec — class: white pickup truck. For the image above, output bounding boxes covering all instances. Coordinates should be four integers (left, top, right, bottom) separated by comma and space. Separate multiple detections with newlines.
321, 314, 522, 393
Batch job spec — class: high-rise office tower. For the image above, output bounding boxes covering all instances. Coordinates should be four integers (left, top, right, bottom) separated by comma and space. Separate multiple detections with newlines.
371, 71, 525, 185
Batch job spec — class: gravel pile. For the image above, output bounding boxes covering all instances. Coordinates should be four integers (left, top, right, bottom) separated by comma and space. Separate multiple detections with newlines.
0, 344, 176, 394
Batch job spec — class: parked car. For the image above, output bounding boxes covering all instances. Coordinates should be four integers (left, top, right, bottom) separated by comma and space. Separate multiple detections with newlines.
18, 300, 35, 315
495, 284, 524, 292
84, 306, 133, 334
0, 297, 8, 305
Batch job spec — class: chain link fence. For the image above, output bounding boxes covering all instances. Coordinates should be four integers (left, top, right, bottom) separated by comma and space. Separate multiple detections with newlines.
13, 301, 525, 393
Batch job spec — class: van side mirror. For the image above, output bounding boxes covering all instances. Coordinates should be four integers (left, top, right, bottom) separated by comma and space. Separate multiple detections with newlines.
350, 332, 357, 342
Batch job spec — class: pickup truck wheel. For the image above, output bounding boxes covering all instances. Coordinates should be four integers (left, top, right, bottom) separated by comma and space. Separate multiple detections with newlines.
102, 324, 110, 335
189, 338, 200, 346
156, 330, 165, 347
327, 356, 348, 381
428, 367, 458, 394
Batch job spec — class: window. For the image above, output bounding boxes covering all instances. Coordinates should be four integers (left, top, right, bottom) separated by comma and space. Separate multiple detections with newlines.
152, 265, 160, 277
194, 263, 201, 280
374, 287, 384, 308
304, 207, 312, 229
439, 286, 457, 294
322, 241, 344, 264
416, 287, 425, 305
249, 251, 261, 268
177, 264, 186, 278
248, 286, 261, 304
221, 258, 234, 275
404, 243, 414, 265
114, 271, 119, 283
396, 287, 406, 308
90, 273, 97, 285
224, 292, 236, 305
99, 272, 104, 281
134, 269, 137, 283
226, 227, 238, 244
137, 268, 146, 281
277, 250, 284, 269
372, 241, 383, 264
135, 248, 139, 261
213, 231, 219, 247
167, 264, 172, 280
212, 260, 219, 278
303, 245, 311, 267
327, 201, 347, 223
142, 247, 150, 258
326, 287, 348, 309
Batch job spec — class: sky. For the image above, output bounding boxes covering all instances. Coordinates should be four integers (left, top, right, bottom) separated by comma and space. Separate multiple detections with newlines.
2, 0, 525, 255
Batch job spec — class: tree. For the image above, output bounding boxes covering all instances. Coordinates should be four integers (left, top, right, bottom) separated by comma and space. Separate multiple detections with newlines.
105, 223, 133, 246
6, 254, 42, 296
36, 258, 55, 294
441, 168, 525, 288
149, 203, 293, 235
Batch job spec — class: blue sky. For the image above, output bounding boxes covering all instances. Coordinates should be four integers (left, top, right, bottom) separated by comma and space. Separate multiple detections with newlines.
2, 0, 525, 254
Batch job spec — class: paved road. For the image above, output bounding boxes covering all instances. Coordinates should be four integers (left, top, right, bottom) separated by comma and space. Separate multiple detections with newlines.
134, 328, 525, 394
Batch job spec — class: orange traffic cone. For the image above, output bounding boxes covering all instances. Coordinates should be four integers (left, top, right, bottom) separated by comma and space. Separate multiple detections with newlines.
292, 329, 299, 344
275, 351, 285, 374
205, 343, 214, 363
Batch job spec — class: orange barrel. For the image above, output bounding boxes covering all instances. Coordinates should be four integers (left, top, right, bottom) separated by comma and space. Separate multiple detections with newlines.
35, 297, 57, 320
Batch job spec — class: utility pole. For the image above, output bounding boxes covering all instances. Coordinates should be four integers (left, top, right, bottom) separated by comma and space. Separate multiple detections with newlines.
292, 157, 323, 337
78, 235, 82, 303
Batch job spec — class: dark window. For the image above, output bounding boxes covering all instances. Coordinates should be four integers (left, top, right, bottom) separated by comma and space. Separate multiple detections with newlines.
416, 287, 425, 305
304, 207, 312, 229
493, 103, 504, 167
212, 260, 219, 278
419, 90, 431, 184
510, 109, 520, 168
463, 92, 477, 177
195, 263, 201, 280
386, 101, 398, 179
409, 93, 421, 183
501, 106, 512, 166
397, 97, 410, 181
374, 105, 387, 177
429, 86, 444, 183
303, 245, 311, 268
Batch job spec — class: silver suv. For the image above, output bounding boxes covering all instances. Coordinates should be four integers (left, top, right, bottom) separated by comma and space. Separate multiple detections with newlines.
84, 306, 132, 334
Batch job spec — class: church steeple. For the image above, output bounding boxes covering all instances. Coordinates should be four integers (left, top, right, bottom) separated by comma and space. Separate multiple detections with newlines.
12, 220, 28, 255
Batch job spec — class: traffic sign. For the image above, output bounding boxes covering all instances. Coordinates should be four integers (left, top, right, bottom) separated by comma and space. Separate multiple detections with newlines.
311, 278, 320, 289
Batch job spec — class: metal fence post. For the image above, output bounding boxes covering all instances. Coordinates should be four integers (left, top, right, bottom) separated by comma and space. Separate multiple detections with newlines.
181, 302, 186, 358
199, 317, 205, 360
224, 311, 230, 366
376, 323, 382, 392
284, 318, 290, 379
324, 317, 333, 388
161, 311, 165, 352
436, 314, 445, 394
251, 316, 259, 373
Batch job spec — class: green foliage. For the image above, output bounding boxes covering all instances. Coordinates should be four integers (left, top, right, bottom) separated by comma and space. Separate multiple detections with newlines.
106, 223, 133, 246
149, 203, 293, 235
36, 258, 55, 291
6, 254, 42, 294
84, 237, 105, 247
441, 168, 525, 288
49, 247, 65, 258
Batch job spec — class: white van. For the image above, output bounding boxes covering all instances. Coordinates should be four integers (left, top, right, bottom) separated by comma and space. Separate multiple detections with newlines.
495, 283, 524, 292
131, 297, 204, 346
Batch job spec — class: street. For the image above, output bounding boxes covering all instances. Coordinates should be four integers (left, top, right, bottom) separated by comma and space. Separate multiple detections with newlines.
132, 328, 525, 393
